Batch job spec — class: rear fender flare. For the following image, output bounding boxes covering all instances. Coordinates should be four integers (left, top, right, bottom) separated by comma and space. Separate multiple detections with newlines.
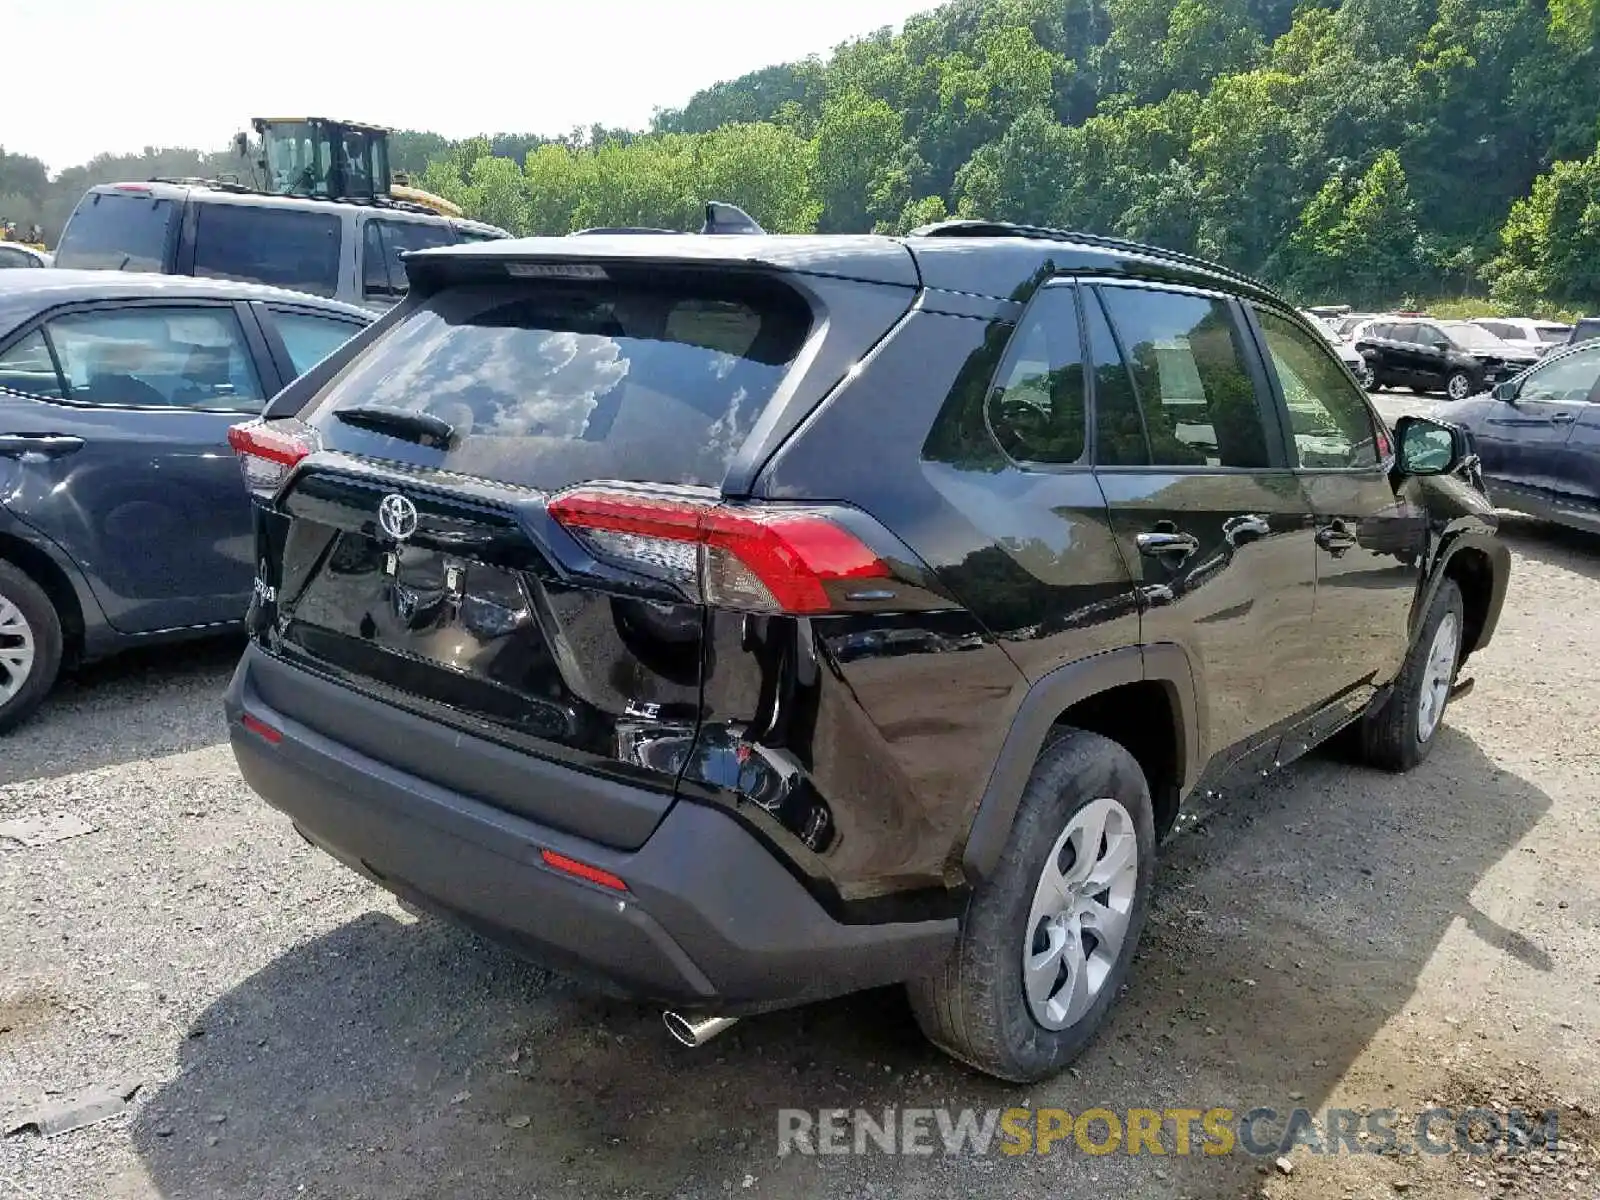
959, 643, 1200, 882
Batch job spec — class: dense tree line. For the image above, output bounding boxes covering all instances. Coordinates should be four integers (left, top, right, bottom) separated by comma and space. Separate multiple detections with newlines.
6, 0, 1599, 310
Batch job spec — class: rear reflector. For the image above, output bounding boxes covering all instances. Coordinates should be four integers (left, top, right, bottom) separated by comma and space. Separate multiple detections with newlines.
548, 487, 890, 614
227, 419, 312, 500
240, 714, 282, 744
540, 848, 628, 891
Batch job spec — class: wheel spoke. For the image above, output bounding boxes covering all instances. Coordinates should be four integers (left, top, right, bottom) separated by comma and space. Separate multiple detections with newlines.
1083, 831, 1137, 893
1061, 804, 1109, 887
1025, 922, 1067, 1007
1081, 896, 1131, 962
1053, 931, 1093, 1026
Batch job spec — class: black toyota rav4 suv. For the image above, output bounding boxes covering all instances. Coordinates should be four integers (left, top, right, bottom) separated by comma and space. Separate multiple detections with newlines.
223, 216, 1509, 1082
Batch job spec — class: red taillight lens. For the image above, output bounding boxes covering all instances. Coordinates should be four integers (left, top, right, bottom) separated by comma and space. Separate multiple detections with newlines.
547, 487, 890, 615
540, 848, 628, 891
239, 713, 282, 744
227, 419, 311, 500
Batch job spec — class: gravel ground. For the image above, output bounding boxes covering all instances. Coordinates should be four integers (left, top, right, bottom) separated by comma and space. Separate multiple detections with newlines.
4, 497, 1599, 1198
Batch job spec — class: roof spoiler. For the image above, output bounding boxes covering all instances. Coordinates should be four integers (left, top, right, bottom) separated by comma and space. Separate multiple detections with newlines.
570, 201, 766, 238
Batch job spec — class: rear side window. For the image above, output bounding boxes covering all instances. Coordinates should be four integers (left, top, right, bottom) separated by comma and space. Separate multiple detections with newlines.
362, 219, 457, 300
268, 308, 367, 376
986, 285, 1085, 464
54, 190, 176, 271
193, 204, 341, 298
1477, 321, 1516, 340
309, 276, 812, 489
1098, 286, 1271, 469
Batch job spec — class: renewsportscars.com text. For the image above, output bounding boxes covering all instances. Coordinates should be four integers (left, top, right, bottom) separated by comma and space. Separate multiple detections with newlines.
777, 1105, 1561, 1158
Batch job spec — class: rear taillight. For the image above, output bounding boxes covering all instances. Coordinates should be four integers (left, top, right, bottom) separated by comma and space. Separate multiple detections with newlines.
548, 487, 891, 615
227, 419, 312, 500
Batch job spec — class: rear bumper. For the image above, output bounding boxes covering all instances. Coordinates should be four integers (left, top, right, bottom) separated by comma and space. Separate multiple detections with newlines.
225, 644, 956, 1013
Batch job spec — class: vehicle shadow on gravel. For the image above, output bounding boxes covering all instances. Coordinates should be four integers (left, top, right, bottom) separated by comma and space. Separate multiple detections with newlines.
0, 636, 240, 786
1496, 515, 1600, 581
129, 729, 1550, 1199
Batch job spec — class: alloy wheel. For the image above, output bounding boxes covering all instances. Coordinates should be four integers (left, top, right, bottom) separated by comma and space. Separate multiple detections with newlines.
1021, 797, 1139, 1031
0, 591, 36, 706
1416, 611, 1460, 742
1446, 373, 1472, 401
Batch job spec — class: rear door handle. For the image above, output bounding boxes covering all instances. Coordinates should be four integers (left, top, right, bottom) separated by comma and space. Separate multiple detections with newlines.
1136, 531, 1200, 559
0, 433, 85, 458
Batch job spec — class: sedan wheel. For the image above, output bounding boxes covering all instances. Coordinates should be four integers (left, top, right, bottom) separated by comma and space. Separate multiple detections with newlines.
0, 592, 36, 706
0, 560, 65, 733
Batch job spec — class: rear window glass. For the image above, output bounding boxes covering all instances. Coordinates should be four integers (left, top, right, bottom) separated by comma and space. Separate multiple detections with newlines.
54, 190, 176, 271
193, 204, 342, 298
309, 277, 812, 489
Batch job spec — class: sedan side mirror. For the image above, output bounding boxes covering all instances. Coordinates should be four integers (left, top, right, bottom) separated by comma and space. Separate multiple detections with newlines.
1491, 379, 1520, 403
1394, 415, 1468, 476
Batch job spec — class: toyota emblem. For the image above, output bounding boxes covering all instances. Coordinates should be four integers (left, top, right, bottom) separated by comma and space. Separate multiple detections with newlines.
377, 493, 419, 542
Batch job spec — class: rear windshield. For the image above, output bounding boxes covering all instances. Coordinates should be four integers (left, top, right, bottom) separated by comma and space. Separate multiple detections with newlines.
54, 190, 176, 271
193, 203, 342, 298
308, 275, 812, 489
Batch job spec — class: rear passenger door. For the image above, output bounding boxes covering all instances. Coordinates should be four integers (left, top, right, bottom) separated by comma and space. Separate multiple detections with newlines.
1248, 304, 1422, 756
0, 301, 270, 632
1090, 281, 1320, 784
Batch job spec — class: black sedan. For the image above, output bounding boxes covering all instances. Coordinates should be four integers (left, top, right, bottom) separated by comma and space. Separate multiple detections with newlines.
1445, 338, 1600, 533
0, 270, 374, 731
1357, 317, 1540, 400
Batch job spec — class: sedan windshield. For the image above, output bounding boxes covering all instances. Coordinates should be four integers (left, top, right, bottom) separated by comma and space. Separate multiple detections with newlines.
1443, 322, 1514, 352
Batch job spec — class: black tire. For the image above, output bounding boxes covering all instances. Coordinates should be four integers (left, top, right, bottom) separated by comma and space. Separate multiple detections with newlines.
1365, 371, 1384, 393
907, 728, 1156, 1082
1357, 579, 1464, 772
0, 559, 63, 735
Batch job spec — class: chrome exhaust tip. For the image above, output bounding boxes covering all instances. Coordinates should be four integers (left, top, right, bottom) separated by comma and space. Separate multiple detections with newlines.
663, 1011, 738, 1047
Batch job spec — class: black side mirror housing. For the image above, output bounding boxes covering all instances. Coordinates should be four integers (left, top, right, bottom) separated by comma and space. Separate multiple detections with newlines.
1394, 414, 1469, 476
1492, 379, 1519, 403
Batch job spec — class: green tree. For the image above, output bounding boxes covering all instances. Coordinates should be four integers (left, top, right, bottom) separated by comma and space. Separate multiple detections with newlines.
814, 90, 906, 232
1289, 151, 1422, 306
1487, 150, 1600, 309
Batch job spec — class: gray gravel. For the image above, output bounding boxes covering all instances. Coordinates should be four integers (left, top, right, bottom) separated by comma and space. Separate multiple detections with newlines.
3, 511, 1599, 1199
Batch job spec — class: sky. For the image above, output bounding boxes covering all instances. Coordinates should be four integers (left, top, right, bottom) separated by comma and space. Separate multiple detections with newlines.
4, 0, 937, 174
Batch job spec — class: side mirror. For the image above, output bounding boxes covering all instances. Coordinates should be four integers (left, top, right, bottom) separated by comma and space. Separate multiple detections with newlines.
1492, 379, 1520, 403
1394, 415, 1467, 476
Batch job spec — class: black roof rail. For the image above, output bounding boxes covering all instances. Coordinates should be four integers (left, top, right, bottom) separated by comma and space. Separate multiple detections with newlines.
569, 202, 767, 239
909, 219, 1271, 293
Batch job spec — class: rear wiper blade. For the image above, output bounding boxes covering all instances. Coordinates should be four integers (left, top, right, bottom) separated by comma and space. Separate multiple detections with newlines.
333, 405, 455, 448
